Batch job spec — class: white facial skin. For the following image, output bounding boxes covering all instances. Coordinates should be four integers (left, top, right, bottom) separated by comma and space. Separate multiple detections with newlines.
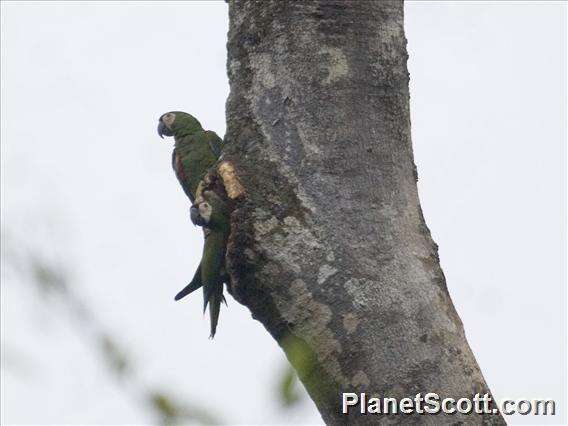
198, 201, 212, 224
162, 112, 176, 129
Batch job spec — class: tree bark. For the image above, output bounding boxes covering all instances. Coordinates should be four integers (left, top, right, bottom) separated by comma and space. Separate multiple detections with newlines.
223, 1, 505, 424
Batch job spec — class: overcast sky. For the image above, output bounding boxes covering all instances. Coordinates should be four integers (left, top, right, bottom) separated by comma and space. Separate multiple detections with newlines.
1, 1, 566, 425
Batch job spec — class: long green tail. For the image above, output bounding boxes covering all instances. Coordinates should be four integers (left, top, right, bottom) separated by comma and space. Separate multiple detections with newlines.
207, 285, 224, 338
174, 263, 202, 301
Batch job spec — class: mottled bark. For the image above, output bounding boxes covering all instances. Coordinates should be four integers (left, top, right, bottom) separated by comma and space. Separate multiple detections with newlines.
223, 1, 504, 424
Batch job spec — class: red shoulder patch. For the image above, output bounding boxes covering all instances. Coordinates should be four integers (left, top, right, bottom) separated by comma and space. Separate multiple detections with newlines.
174, 152, 186, 181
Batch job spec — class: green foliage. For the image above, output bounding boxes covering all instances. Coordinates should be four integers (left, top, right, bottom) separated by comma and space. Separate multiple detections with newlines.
29, 255, 68, 295
99, 333, 130, 378
277, 364, 301, 407
149, 392, 219, 426
2, 238, 221, 425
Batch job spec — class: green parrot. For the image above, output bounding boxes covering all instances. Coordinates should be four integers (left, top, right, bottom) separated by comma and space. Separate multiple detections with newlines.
175, 190, 230, 338
158, 111, 228, 336
157, 111, 223, 203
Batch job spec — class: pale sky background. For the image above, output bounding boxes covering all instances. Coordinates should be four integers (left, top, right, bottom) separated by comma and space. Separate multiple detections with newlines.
1, 1, 566, 425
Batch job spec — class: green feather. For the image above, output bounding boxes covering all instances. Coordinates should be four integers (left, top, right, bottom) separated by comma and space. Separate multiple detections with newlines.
167, 112, 223, 202
198, 191, 230, 338
174, 263, 202, 301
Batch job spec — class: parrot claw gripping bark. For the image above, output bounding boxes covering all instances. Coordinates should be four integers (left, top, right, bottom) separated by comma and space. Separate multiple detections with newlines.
158, 111, 229, 337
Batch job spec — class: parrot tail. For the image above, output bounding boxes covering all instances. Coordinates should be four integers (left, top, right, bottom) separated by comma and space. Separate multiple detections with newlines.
174, 264, 202, 301
207, 285, 223, 338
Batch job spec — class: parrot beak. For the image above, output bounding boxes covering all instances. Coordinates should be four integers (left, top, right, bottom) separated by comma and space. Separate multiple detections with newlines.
157, 121, 166, 139
190, 205, 207, 227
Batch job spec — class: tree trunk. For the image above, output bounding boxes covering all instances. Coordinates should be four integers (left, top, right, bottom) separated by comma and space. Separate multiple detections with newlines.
223, 1, 505, 424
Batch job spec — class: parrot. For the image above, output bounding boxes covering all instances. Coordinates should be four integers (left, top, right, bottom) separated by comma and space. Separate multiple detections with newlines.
157, 111, 228, 336
157, 111, 223, 203
175, 190, 231, 338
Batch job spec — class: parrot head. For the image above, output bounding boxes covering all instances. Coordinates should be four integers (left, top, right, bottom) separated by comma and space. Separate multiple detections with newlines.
157, 111, 203, 139
190, 190, 230, 230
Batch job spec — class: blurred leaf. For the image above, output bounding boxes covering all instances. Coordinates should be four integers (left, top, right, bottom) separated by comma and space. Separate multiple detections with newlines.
149, 391, 220, 426
99, 333, 130, 378
3, 238, 222, 425
277, 363, 301, 407
150, 392, 179, 424
1, 343, 37, 378
29, 255, 68, 295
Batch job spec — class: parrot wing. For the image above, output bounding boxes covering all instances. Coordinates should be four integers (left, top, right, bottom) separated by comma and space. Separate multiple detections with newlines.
172, 149, 195, 203
204, 131, 223, 158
